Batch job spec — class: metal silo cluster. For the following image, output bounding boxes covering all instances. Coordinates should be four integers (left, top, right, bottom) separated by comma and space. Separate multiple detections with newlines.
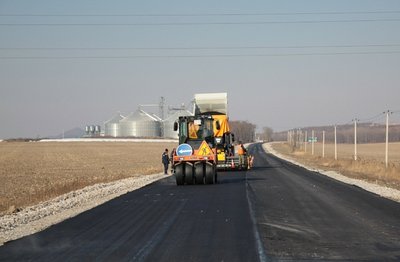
104, 113, 124, 137
104, 110, 162, 138
119, 110, 161, 137
103, 106, 192, 139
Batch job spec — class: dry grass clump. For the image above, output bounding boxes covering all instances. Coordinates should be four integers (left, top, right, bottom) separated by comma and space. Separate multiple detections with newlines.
0, 141, 177, 214
271, 142, 400, 190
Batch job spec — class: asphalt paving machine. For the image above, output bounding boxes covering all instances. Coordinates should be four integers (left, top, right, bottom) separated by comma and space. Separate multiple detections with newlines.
172, 93, 247, 185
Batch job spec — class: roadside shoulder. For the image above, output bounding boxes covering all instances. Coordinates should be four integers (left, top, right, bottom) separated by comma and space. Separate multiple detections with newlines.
0, 173, 170, 245
262, 142, 400, 203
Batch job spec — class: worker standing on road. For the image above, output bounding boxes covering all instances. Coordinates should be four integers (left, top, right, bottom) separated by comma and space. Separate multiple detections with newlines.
170, 148, 176, 161
170, 148, 176, 172
248, 155, 254, 169
162, 148, 170, 175
238, 142, 247, 169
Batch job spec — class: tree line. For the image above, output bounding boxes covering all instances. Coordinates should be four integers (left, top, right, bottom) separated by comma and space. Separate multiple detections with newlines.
229, 120, 274, 143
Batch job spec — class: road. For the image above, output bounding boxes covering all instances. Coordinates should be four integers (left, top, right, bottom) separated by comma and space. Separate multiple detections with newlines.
1, 143, 400, 261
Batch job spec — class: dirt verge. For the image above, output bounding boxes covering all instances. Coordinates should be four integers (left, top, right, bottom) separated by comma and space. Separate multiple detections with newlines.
263, 142, 400, 203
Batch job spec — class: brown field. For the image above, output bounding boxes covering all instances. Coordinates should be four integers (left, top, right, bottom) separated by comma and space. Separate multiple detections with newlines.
271, 142, 400, 190
0, 141, 177, 214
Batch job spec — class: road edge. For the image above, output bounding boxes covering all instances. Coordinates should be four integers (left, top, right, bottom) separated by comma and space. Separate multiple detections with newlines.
262, 142, 400, 203
0, 173, 171, 245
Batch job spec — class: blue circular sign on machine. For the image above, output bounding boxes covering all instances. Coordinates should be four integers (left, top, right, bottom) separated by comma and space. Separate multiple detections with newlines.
176, 143, 193, 156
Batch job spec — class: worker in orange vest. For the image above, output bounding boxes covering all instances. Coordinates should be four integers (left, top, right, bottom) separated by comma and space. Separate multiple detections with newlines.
238, 142, 247, 169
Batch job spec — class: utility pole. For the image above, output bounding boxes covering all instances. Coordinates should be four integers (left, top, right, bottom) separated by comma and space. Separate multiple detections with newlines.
322, 130, 325, 158
159, 97, 165, 137
385, 110, 391, 168
297, 129, 300, 150
159, 96, 165, 120
292, 130, 295, 149
334, 125, 337, 160
305, 130, 308, 153
354, 119, 358, 161
300, 129, 304, 150
311, 130, 315, 155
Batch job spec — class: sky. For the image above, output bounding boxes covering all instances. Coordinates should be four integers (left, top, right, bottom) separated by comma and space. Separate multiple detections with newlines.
1, 0, 400, 138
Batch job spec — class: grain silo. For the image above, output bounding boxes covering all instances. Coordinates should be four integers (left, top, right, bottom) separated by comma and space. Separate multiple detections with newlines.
163, 109, 193, 139
119, 109, 161, 137
104, 113, 124, 137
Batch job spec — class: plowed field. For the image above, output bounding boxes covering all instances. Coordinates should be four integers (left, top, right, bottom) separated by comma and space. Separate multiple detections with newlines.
0, 141, 177, 214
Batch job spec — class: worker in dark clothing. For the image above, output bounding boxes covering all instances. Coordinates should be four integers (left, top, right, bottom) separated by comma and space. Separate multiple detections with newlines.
170, 148, 176, 162
170, 148, 176, 172
162, 148, 170, 175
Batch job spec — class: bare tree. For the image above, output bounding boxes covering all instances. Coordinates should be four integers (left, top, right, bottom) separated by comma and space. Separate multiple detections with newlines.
230, 120, 256, 143
260, 127, 274, 142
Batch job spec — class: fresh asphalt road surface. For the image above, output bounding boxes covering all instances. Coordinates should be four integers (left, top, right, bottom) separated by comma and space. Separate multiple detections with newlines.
1, 143, 400, 261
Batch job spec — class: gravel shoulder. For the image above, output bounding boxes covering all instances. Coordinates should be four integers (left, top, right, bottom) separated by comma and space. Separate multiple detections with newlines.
0, 173, 170, 245
263, 142, 400, 203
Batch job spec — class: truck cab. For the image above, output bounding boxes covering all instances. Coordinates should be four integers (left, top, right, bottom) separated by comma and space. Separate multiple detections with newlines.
175, 115, 216, 150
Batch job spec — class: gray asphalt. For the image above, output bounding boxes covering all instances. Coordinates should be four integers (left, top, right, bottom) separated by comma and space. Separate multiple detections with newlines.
1, 143, 400, 261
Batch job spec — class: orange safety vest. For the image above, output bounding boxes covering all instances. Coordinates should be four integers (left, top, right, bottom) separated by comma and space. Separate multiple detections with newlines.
238, 145, 245, 155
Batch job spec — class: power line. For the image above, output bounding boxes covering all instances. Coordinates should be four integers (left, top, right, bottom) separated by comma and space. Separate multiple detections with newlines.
1, 44, 400, 50
1, 10, 400, 17
339, 112, 389, 126
1, 18, 400, 26
1, 50, 400, 59
358, 112, 386, 123
341, 120, 354, 126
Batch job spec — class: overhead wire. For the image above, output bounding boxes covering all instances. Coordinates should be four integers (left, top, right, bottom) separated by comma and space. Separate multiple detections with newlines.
1, 19, 400, 26
1, 50, 400, 60
1, 11, 399, 59
1, 44, 400, 50
336, 111, 391, 127
359, 112, 386, 124
1, 10, 400, 17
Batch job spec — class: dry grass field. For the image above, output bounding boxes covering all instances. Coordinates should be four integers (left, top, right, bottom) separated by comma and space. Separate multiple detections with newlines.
302, 142, 400, 164
0, 141, 177, 215
271, 142, 400, 190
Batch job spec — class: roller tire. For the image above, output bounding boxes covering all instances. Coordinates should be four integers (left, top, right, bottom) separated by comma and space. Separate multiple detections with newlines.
205, 164, 216, 184
184, 164, 194, 185
195, 163, 204, 185
175, 164, 184, 186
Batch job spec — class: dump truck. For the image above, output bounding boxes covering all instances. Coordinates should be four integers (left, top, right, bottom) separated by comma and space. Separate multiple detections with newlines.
172, 93, 247, 185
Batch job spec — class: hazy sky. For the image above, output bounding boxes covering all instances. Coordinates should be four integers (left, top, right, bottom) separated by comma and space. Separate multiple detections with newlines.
1, 0, 400, 138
